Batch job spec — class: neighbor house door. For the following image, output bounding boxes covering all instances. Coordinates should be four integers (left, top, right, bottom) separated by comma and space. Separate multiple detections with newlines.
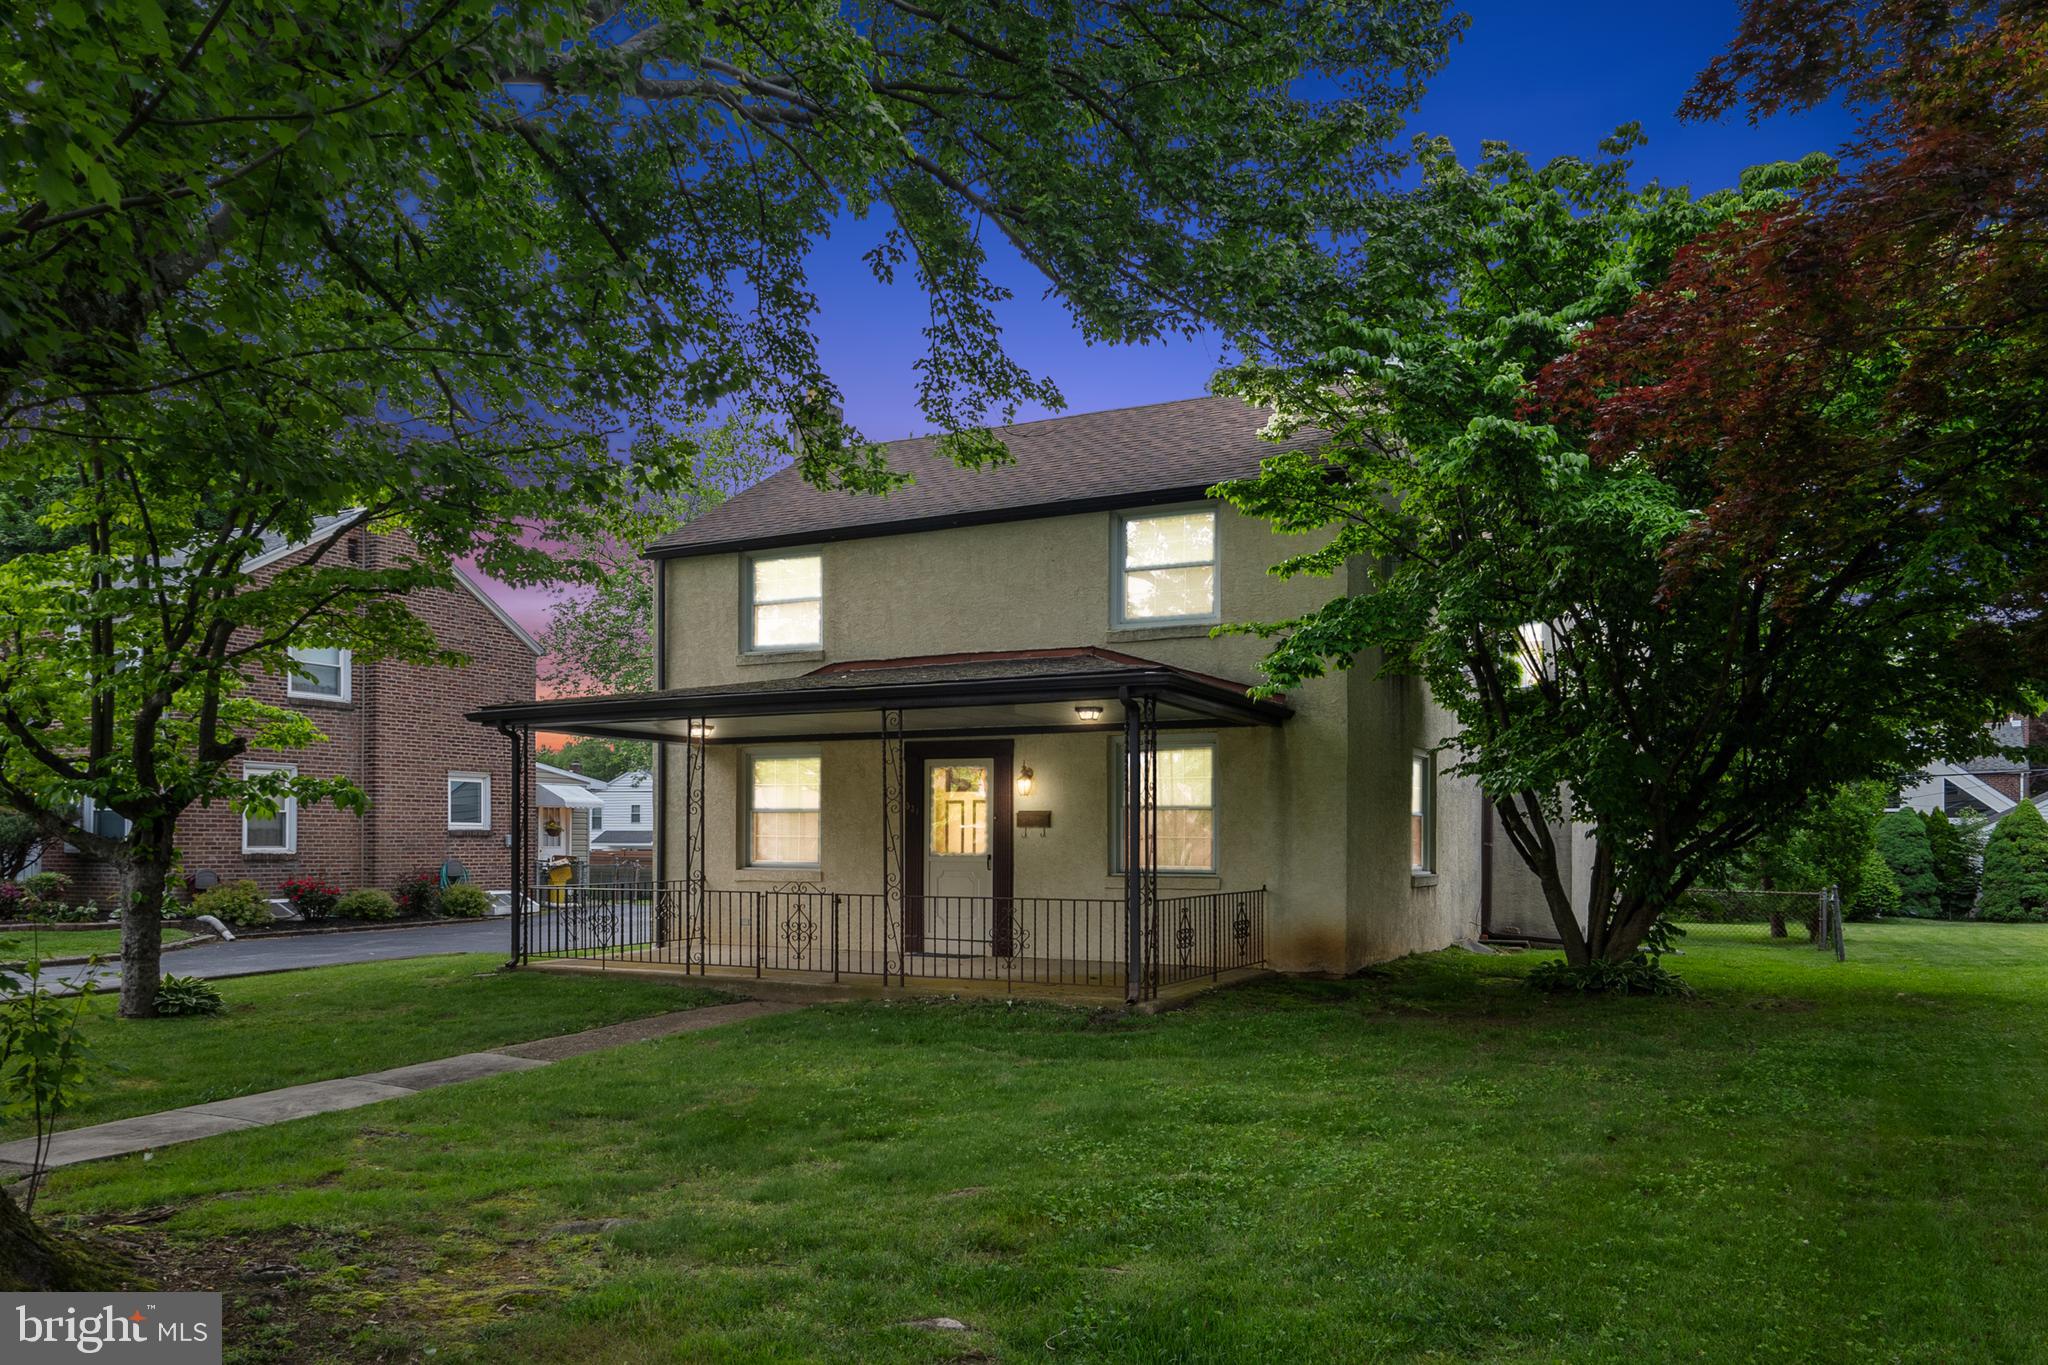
905, 741, 1013, 954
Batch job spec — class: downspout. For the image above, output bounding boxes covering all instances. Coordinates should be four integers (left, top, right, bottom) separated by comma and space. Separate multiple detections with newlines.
501, 722, 525, 968
1479, 799, 1494, 937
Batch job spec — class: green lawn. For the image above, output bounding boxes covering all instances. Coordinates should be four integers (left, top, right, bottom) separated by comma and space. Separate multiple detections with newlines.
31, 922, 2048, 1362
0, 925, 190, 962
2, 956, 729, 1138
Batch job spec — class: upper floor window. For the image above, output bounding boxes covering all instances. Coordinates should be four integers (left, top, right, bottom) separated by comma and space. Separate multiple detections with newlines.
80, 797, 129, 841
1111, 736, 1217, 874
1115, 508, 1217, 626
286, 644, 350, 701
591, 807, 603, 831
448, 772, 491, 831
745, 749, 821, 867
630, 802, 643, 824
744, 551, 822, 651
1410, 751, 1436, 874
242, 762, 297, 853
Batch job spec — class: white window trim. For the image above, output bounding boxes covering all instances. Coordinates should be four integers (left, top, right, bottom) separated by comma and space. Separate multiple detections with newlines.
590, 807, 604, 831
447, 771, 492, 831
1410, 751, 1436, 874
285, 645, 352, 702
241, 762, 298, 854
1112, 504, 1221, 629
742, 746, 823, 869
1109, 734, 1219, 875
741, 549, 824, 653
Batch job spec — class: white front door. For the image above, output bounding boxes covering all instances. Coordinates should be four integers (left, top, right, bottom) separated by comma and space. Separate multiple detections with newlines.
539, 809, 567, 855
922, 759, 993, 952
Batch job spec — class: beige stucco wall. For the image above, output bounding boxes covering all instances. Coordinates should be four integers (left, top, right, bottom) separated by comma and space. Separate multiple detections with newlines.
657, 498, 1476, 974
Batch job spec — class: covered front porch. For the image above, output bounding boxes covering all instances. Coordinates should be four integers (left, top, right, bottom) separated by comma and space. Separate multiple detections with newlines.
470, 650, 1285, 1004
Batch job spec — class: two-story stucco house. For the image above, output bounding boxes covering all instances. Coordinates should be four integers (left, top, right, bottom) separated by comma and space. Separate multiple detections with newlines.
473, 397, 1483, 1002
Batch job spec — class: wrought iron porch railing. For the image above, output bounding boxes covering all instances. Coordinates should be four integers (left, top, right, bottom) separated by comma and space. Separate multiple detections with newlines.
513, 883, 1267, 999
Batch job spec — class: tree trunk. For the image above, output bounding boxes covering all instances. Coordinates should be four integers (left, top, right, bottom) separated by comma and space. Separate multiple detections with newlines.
116, 829, 176, 1020
0, 1184, 136, 1291
1769, 911, 1788, 938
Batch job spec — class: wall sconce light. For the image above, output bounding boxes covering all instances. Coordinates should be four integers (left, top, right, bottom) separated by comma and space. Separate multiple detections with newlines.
1016, 764, 1035, 796
1074, 705, 1104, 721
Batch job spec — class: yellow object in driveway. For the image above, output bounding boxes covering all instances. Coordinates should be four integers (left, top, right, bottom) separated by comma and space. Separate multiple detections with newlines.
545, 856, 575, 906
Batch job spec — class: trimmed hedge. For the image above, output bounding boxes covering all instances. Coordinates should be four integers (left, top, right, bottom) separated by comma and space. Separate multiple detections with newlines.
438, 883, 491, 918
335, 888, 399, 922
193, 879, 274, 929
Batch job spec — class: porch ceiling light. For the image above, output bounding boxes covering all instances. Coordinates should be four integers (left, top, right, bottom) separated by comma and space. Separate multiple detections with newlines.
1074, 705, 1105, 721
1016, 764, 1035, 796
687, 720, 715, 738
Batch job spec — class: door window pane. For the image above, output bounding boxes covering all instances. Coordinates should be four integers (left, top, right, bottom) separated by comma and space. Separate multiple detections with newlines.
928, 765, 990, 856
747, 752, 821, 865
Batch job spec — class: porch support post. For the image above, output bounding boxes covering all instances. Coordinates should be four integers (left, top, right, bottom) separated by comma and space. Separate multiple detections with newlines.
1123, 689, 1142, 1005
504, 723, 525, 968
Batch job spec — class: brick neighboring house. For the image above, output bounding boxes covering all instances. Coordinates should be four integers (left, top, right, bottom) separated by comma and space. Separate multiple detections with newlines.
1899, 713, 2048, 818
40, 520, 540, 907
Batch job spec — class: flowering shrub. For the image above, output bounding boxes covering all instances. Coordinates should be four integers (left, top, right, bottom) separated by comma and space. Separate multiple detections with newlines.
392, 870, 440, 918
278, 877, 341, 921
0, 882, 24, 920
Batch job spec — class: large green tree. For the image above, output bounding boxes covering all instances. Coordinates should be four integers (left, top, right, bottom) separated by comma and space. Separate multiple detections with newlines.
1923, 808, 1983, 920
0, 0, 1464, 1015
1218, 3, 2047, 968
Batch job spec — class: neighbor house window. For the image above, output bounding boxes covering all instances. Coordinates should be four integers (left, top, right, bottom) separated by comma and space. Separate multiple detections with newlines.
285, 644, 350, 701
630, 802, 643, 824
79, 797, 129, 840
591, 807, 603, 831
1410, 752, 1435, 873
745, 750, 821, 866
1111, 737, 1216, 874
242, 762, 297, 853
447, 772, 490, 831
1115, 507, 1218, 626
744, 551, 823, 651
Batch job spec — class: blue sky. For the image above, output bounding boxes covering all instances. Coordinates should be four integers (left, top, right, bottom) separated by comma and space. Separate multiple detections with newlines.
801, 1, 1858, 445
500, 2, 1859, 639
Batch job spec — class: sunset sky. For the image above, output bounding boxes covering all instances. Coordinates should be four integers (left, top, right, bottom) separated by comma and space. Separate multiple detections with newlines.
485, 0, 1857, 658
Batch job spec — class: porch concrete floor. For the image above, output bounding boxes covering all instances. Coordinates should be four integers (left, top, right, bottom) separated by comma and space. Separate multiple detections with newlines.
524, 953, 1270, 1010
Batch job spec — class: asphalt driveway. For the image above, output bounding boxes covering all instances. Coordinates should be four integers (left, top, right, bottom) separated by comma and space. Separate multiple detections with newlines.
45, 917, 515, 992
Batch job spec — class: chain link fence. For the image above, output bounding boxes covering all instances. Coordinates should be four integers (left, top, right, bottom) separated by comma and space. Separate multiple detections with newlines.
1668, 887, 1845, 959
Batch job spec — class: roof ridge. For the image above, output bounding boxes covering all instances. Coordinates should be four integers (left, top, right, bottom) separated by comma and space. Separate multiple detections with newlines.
872, 393, 1222, 449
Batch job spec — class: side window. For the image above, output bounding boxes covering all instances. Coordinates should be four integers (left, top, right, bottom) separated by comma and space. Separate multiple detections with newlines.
448, 772, 491, 831
286, 645, 350, 701
242, 763, 298, 853
744, 552, 823, 651
1410, 752, 1435, 873
1115, 508, 1218, 626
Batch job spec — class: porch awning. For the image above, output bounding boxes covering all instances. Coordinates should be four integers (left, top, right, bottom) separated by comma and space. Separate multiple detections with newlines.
469, 647, 1291, 743
536, 781, 604, 809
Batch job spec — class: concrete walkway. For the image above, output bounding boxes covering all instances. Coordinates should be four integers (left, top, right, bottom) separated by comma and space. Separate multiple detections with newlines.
0, 1000, 800, 1175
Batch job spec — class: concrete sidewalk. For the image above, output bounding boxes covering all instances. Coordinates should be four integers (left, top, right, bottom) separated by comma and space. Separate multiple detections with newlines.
0, 1000, 801, 1175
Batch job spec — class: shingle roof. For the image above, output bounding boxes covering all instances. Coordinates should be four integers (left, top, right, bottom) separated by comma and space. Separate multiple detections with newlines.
647, 395, 1318, 558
